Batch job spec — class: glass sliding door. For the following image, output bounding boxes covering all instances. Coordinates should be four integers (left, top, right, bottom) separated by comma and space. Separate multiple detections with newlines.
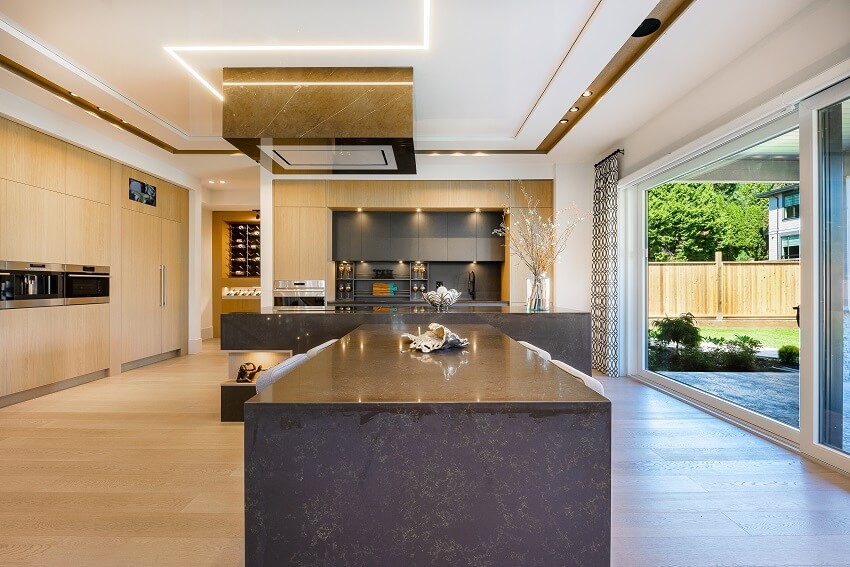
817, 95, 849, 455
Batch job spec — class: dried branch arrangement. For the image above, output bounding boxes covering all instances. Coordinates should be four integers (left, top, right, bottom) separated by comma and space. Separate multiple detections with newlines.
493, 184, 586, 279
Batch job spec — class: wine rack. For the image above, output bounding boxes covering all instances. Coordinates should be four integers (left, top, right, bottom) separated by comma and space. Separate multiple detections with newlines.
227, 222, 260, 277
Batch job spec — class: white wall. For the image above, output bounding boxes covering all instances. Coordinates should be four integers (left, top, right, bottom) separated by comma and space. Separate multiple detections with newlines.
619, 0, 850, 180
553, 162, 594, 311
201, 207, 213, 339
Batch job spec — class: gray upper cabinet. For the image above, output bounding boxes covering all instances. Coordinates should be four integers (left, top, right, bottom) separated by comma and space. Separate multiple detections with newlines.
418, 212, 448, 261
360, 212, 391, 261
446, 212, 477, 261
333, 210, 504, 263
389, 212, 419, 261
332, 212, 361, 260
477, 212, 506, 261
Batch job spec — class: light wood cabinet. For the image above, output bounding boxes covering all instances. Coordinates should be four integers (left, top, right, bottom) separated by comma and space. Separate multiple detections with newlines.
161, 218, 184, 352
158, 182, 188, 223
5, 121, 66, 193
273, 180, 327, 207
121, 208, 185, 364
63, 304, 110, 379
0, 180, 66, 263
121, 209, 163, 363
299, 207, 329, 280
273, 206, 328, 281
0, 117, 7, 180
65, 195, 110, 266
0, 305, 109, 398
273, 207, 300, 280
65, 145, 110, 204
0, 307, 65, 397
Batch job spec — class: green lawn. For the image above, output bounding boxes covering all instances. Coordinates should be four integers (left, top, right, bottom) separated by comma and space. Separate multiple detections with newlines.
699, 327, 800, 349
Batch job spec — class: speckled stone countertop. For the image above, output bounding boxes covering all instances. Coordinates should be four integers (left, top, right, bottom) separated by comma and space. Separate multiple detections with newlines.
244, 323, 610, 566
253, 323, 604, 405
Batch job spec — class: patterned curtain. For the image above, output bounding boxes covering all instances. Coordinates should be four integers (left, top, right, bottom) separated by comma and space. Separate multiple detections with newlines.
591, 152, 621, 377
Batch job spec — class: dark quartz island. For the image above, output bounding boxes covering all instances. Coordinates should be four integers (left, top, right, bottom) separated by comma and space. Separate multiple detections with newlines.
244, 323, 610, 567
222, 305, 592, 374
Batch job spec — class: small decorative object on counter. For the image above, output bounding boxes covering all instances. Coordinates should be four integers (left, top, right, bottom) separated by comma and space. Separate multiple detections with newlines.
236, 362, 264, 383
402, 323, 469, 353
422, 286, 461, 311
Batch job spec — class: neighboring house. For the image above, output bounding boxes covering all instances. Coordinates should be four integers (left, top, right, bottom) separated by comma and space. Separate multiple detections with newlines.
756, 184, 800, 260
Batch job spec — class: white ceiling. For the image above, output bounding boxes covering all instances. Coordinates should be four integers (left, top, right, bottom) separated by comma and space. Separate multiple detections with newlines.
0, 0, 831, 195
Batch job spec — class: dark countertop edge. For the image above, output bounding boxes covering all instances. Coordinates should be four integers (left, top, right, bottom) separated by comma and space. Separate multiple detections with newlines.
240, 306, 590, 315
245, 400, 610, 410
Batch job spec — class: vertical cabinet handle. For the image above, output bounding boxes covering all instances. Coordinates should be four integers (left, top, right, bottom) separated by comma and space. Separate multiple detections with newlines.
159, 265, 164, 307
163, 265, 167, 307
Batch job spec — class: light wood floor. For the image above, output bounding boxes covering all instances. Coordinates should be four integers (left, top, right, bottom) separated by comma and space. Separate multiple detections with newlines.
1, 342, 849, 566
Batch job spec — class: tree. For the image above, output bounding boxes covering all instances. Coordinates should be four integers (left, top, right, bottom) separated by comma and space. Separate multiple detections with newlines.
648, 182, 771, 262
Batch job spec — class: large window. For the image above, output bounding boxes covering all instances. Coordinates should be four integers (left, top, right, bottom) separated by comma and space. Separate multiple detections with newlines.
643, 126, 801, 435
817, 95, 849, 456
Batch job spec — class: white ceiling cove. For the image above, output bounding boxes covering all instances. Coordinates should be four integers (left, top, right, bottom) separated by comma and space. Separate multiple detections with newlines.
0, 0, 837, 193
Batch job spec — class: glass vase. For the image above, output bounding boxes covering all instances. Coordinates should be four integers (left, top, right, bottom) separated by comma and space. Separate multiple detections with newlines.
526, 273, 550, 311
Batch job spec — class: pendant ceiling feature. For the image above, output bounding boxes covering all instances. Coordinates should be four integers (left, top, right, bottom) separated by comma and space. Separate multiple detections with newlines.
223, 67, 415, 174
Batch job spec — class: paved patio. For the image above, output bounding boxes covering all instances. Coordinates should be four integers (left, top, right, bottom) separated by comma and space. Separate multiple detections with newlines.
662, 369, 850, 451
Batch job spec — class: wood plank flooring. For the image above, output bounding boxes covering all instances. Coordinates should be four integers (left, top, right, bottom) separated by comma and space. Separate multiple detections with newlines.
606, 377, 850, 567
0, 340, 243, 566
1, 342, 849, 566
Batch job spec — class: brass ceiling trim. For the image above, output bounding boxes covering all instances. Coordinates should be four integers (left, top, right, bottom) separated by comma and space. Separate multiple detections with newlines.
0, 53, 235, 155
0, 0, 693, 159
536, 0, 695, 153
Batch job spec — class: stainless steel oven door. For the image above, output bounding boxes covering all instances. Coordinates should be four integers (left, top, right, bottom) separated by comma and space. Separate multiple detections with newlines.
64, 266, 110, 305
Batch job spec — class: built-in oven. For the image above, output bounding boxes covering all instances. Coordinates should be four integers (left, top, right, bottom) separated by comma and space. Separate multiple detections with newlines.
0, 261, 65, 309
63, 265, 110, 305
273, 280, 326, 310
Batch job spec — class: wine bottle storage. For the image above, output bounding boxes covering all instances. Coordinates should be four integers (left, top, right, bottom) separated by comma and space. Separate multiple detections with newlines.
335, 261, 429, 302
228, 222, 260, 277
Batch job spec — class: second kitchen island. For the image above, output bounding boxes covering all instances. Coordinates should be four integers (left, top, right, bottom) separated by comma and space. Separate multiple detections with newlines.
221, 306, 592, 375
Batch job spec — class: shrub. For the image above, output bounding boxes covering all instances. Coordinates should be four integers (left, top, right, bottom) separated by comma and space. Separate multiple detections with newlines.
778, 344, 800, 365
651, 313, 701, 352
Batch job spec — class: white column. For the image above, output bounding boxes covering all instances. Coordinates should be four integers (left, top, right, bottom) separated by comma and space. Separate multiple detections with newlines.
260, 168, 274, 309
187, 187, 203, 354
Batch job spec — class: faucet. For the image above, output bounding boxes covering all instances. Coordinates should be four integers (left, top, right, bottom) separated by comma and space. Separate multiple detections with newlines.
467, 270, 476, 301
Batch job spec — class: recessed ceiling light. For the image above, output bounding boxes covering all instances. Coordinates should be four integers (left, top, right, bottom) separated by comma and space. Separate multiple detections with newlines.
569, 107, 579, 113
632, 18, 662, 38
475, 208, 481, 213
357, 207, 363, 212
582, 90, 592, 97
208, 180, 215, 184
559, 119, 568, 124
219, 180, 226, 184
416, 208, 422, 212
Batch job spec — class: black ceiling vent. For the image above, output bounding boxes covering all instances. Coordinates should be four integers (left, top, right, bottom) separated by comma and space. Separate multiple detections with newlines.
632, 18, 661, 37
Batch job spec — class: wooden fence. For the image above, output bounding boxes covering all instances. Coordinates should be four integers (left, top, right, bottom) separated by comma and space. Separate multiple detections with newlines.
647, 253, 800, 319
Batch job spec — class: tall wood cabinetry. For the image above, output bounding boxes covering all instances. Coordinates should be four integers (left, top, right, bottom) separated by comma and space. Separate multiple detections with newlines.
0, 118, 112, 401
120, 173, 187, 366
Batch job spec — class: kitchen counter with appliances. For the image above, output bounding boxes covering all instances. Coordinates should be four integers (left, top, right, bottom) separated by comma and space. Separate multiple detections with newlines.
244, 323, 610, 566
273, 279, 326, 310
221, 305, 591, 374
0, 261, 110, 309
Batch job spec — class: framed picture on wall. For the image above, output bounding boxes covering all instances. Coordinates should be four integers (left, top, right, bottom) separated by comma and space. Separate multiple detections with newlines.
129, 178, 156, 207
